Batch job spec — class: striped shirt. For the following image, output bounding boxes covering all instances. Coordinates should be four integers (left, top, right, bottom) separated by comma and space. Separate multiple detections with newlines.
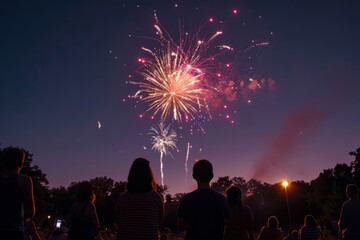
300, 226, 321, 240
116, 190, 163, 240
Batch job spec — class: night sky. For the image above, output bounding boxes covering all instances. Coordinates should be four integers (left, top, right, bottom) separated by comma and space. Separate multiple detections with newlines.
1, 0, 359, 194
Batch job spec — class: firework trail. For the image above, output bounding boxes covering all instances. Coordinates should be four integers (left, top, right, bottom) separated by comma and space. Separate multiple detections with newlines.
149, 122, 178, 186
185, 142, 190, 181
132, 13, 232, 122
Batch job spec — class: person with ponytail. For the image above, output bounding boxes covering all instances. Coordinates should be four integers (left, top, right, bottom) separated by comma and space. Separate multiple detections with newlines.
224, 185, 254, 240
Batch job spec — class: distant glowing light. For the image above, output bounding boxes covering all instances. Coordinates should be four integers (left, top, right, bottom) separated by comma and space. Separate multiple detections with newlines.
233, 9, 238, 14
209, 18, 214, 22
282, 180, 289, 188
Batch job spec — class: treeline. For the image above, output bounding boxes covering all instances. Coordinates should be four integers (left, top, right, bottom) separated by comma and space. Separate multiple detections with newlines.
1, 146, 359, 233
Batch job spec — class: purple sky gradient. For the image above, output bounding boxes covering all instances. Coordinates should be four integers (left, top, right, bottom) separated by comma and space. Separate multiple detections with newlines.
1, 0, 359, 194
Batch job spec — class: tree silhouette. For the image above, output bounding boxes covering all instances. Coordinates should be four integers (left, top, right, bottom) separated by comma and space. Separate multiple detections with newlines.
350, 147, 360, 186
211, 176, 233, 194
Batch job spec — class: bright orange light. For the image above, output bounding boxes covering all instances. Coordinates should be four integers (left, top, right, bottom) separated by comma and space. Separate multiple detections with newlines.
282, 180, 289, 188
47, 215, 51, 219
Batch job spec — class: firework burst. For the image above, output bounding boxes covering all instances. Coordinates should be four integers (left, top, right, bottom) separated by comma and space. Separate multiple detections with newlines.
132, 14, 232, 122
149, 122, 177, 186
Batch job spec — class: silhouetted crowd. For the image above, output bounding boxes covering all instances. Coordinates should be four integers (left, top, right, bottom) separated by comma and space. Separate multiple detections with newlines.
1, 147, 360, 240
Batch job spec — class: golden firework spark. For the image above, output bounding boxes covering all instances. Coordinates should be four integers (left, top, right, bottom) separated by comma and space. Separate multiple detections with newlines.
132, 14, 228, 122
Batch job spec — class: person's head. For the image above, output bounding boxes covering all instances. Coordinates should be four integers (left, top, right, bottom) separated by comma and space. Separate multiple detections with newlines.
225, 185, 242, 206
0, 147, 25, 171
76, 181, 94, 202
192, 159, 213, 183
267, 216, 279, 228
304, 214, 317, 228
126, 158, 156, 193
346, 184, 359, 199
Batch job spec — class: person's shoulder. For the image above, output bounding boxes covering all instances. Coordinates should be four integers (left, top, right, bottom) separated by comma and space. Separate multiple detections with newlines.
300, 226, 307, 232
117, 191, 129, 201
17, 174, 33, 188
180, 191, 191, 200
88, 202, 96, 209
349, 198, 360, 206
179, 191, 195, 203
148, 190, 163, 200
210, 189, 227, 200
17, 174, 32, 182
183, 189, 199, 197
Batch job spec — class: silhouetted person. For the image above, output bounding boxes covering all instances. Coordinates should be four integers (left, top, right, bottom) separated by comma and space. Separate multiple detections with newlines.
0, 147, 35, 240
224, 185, 254, 240
177, 159, 230, 240
299, 214, 321, 240
257, 216, 282, 240
67, 181, 100, 240
338, 184, 360, 240
115, 158, 164, 239
24, 220, 41, 240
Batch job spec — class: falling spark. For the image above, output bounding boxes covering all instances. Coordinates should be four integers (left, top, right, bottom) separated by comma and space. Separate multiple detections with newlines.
149, 122, 177, 186
97, 121, 102, 129
185, 142, 190, 181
